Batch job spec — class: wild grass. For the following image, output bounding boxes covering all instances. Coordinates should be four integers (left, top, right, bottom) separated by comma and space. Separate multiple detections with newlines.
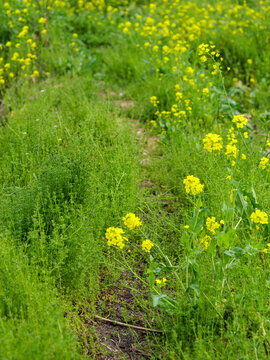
1, 0, 270, 359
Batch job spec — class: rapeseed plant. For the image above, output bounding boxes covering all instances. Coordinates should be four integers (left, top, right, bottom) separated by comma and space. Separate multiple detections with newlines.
250, 210, 268, 225
2, 0, 270, 358
203, 133, 223, 153
259, 157, 269, 170
141, 239, 154, 253
206, 217, 220, 235
105, 227, 128, 249
183, 175, 204, 195
123, 213, 142, 230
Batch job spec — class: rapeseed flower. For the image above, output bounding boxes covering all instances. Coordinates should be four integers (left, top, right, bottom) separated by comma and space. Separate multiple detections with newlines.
156, 278, 167, 286
225, 143, 238, 159
105, 227, 128, 249
202, 88, 209, 96
183, 175, 204, 195
206, 217, 220, 235
200, 235, 211, 250
38, 17, 46, 24
250, 210, 268, 225
259, 157, 269, 170
142, 239, 154, 253
203, 133, 223, 152
232, 114, 248, 128
123, 213, 142, 230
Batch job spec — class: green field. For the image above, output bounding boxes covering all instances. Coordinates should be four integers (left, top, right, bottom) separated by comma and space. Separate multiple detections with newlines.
1, 0, 270, 359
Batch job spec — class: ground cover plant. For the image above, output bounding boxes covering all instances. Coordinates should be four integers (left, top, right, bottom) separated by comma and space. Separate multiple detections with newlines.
1, 0, 270, 359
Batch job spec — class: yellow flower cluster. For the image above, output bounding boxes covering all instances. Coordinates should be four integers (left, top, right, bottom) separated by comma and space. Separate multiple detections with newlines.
105, 227, 128, 249
156, 278, 167, 287
123, 213, 142, 230
202, 122, 251, 168
183, 175, 204, 196
250, 210, 268, 225
150, 96, 159, 107
225, 143, 238, 159
206, 217, 220, 235
0, 1, 47, 88
232, 114, 248, 129
224, 127, 239, 166
203, 133, 223, 152
141, 239, 154, 253
200, 235, 211, 250
259, 157, 269, 170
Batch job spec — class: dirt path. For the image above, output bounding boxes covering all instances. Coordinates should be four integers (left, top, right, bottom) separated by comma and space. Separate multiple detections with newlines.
77, 92, 163, 359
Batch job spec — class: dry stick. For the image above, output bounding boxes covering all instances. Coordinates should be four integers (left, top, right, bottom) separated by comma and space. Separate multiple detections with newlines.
94, 315, 163, 334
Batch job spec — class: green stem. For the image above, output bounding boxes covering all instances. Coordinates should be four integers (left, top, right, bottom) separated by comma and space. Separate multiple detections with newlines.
116, 253, 176, 309
154, 243, 186, 293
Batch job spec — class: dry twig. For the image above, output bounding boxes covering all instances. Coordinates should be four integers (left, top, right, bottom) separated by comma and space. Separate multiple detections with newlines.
94, 315, 162, 333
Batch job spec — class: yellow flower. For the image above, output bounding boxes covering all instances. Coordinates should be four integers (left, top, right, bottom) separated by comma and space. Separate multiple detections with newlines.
241, 153, 247, 160
232, 114, 248, 128
150, 96, 159, 107
203, 133, 223, 152
31, 70, 39, 78
225, 143, 238, 158
227, 175, 231, 180
259, 157, 269, 170
200, 55, 207, 63
142, 239, 154, 253
183, 175, 204, 195
184, 225, 189, 229
156, 278, 167, 286
206, 217, 220, 235
105, 227, 128, 249
176, 92, 183, 101
123, 213, 142, 230
250, 210, 268, 225
38, 17, 46, 24
202, 88, 209, 96
200, 235, 211, 250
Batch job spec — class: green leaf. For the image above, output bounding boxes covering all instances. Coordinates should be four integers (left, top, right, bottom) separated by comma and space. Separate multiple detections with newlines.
225, 260, 239, 269
187, 283, 200, 296
224, 247, 244, 258
151, 294, 176, 314
244, 244, 258, 255
235, 191, 248, 216
242, 188, 261, 210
